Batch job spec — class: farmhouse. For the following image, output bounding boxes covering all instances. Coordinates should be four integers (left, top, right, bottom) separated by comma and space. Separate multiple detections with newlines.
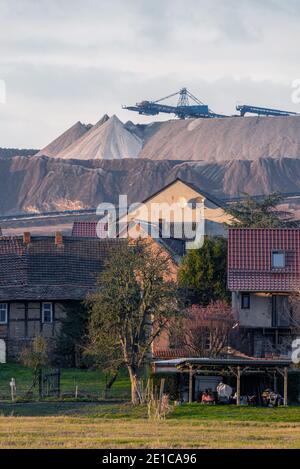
117, 178, 233, 252
71, 178, 234, 261
0, 232, 124, 360
0, 229, 180, 361
228, 228, 300, 358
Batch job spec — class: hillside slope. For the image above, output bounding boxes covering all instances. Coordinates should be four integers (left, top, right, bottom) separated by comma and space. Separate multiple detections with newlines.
1, 155, 300, 215
36, 121, 93, 157
36, 114, 300, 162
140, 115, 300, 161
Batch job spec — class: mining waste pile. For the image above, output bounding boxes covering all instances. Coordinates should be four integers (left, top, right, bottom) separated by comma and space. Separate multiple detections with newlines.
2, 113, 300, 223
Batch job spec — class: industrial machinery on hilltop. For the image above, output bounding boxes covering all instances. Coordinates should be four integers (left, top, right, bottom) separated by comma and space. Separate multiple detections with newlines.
123, 87, 300, 120
236, 104, 299, 117
122, 87, 227, 119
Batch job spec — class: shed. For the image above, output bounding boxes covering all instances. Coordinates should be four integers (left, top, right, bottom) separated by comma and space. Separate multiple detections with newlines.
153, 357, 294, 405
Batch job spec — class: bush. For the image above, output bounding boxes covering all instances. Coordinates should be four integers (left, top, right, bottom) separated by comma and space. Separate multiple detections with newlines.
151, 373, 180, 401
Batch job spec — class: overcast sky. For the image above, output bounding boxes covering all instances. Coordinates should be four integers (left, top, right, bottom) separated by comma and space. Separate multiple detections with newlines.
0, 0, 300, 148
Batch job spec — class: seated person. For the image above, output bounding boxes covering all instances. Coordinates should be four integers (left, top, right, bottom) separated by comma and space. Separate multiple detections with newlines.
201, 388, 216, 404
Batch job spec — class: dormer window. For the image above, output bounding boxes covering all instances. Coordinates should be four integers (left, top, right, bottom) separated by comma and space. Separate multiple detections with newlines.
272, 251, 285, 268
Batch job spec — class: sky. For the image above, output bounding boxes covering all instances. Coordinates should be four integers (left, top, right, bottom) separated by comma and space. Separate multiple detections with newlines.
0, 0, 300, 148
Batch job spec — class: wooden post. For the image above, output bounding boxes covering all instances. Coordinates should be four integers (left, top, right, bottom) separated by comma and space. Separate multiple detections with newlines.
158, 378, 165, 414
284, 367, 288, 406
189, 366, 193, 403
236, 366, 241, 406
38, 369, 43, 399
273, 373, 278, 393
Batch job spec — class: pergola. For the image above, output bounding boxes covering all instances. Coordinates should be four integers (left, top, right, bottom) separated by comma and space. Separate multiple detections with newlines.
154, 357, 293, 405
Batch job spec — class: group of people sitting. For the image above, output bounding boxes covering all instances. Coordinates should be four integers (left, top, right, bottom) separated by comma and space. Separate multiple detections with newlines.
262, 389, 284, 407
197, 382, 257, 405
197, 382, 233, 405
197, 382, 283, 407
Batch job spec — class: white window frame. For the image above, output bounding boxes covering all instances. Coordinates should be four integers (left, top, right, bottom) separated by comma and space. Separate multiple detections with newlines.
0, 303, 8, 324
42, 302, 53, 323
272, 251, 285, 268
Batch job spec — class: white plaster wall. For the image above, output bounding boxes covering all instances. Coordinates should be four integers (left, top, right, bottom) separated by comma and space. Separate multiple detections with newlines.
120, 180, 232, 235
0, 339, 6, 363
233, 292, 272, 328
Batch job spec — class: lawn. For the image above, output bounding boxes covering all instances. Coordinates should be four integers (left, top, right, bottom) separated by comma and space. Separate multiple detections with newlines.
0, 403, 300, 448
0, 363, 131, 400
1, 365, 300, 448
172, 402, 300, 422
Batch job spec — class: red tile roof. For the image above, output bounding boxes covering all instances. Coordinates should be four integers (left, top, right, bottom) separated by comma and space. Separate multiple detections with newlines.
72, 221, 108, 238
153, 349, 191, 359
228, 228, 300, 292
153, 347, 253, 360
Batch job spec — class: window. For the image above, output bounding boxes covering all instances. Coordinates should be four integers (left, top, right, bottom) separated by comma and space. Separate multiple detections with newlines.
202, 328, 211, 351
0, 303, 8, 324
272, 251, 285, 268
42, 303, 53, 323
241, 293, 250, 309
272, 295, 290, 327
158, 218, 164, 237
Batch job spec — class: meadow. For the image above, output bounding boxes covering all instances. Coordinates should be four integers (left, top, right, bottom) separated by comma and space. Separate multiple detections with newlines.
1, 403, 300, 449
1, 364, 300, 449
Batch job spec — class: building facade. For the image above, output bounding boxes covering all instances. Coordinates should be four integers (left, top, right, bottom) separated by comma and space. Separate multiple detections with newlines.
228, 228, 300, 358
117, 178, 233, 253
0, 232, 123, 360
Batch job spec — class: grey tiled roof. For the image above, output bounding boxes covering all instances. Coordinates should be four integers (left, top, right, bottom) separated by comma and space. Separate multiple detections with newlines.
0, 235, 123, 301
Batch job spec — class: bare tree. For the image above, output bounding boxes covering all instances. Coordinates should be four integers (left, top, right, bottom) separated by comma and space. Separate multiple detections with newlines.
20, 336, 49, 396
175, 301, 235, 357
86, 239, 182, 405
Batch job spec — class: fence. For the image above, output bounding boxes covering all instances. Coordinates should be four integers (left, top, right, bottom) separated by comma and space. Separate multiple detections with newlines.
0, 365, 131, 401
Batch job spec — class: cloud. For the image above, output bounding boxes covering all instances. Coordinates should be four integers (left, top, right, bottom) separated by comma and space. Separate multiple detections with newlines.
0, 0, 299, 147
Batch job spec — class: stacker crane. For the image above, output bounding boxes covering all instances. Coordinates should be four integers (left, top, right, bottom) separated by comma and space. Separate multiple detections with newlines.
122, 88, 227, 119
236, 104, 299, 117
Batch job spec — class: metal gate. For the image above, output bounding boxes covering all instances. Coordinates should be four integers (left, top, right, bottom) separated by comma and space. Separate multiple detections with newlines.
41, 369, 61, 397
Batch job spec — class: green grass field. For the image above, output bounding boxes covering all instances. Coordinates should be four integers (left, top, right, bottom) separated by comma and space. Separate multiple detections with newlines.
1, 364, 300, 448
0, 403, 300, 448
0, 363, 131, 400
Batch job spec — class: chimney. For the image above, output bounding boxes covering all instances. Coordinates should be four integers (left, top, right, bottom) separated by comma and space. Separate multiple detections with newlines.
55, 231, 63, 247
23, 232, 31, 245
